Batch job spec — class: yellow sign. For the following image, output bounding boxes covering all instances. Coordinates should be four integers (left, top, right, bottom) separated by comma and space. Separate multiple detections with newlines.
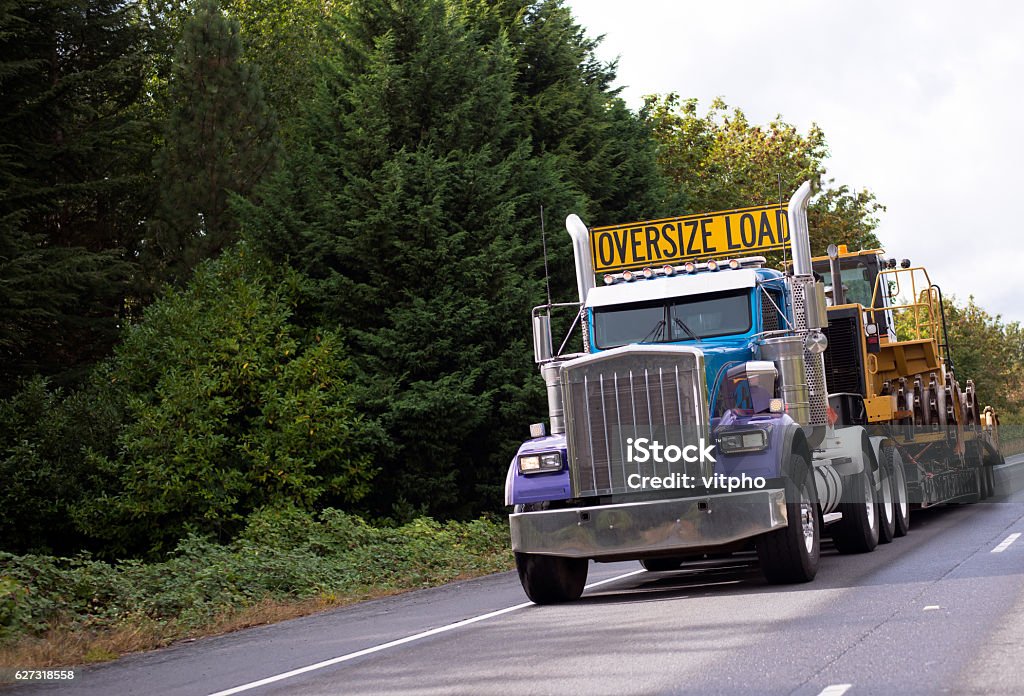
590, 203, 791, 274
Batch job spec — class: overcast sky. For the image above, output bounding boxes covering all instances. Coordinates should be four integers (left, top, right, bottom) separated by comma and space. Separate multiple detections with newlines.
566, 0, 1024, 323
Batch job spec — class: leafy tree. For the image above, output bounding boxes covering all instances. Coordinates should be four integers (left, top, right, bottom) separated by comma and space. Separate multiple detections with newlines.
0, 0, 153, 394
641, 94, 883, 256
941, 296, 1024, 424
75, 246, 379, 557
148, 0, 278, 284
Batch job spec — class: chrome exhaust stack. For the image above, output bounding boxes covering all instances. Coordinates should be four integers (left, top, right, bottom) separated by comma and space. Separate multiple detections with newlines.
786, 181, 829, 446
566, 214, 595, 305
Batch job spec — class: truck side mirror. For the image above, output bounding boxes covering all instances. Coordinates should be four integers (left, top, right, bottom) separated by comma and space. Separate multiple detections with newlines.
533, 313, 553, 363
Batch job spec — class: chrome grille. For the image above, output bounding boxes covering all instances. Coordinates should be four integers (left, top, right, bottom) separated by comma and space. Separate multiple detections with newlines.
561, 346, 709, 498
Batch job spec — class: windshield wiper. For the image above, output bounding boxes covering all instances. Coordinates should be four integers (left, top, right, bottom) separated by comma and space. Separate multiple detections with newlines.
639, 320, 666, 343
673, 317, 702, 343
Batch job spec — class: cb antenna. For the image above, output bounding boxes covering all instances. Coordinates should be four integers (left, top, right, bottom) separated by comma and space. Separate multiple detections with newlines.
778, 173, 790, 274
541, 204, 552, 309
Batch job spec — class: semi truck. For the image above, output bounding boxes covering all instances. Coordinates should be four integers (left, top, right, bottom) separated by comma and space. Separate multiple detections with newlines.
505, 181, 1002, 604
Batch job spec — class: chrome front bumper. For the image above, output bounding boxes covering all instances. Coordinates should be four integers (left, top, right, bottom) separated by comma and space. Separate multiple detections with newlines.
510, 489, 788, 559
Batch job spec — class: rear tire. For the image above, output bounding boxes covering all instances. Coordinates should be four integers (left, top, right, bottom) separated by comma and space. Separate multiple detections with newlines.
757, 454, 820, 584
977, 447, 993, 500
515, 552, 588, 604
832, 455, 880, 554
877, 450, 896, 545
890, 447, 911, 538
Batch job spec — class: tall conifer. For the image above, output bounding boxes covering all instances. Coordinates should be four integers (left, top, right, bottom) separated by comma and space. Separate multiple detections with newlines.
0, 0, 150, 393
149, 0, 277, 283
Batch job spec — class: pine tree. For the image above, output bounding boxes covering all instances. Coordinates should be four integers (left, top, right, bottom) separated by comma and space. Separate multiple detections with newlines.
148, 0, 277, 283
242, 0, 669, 517
0, 0, 152, 394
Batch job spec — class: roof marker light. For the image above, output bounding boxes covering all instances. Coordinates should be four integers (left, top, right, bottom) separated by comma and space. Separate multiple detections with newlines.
683, 261, 697, 274
663, 265, 675, 276
642, 267, 655, 279
707, 259, 719, 272
622, 270, 635, 282
728, 259, 741, 270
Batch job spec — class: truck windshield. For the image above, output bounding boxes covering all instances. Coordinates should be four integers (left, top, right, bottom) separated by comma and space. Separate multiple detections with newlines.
593, 289, 752, 349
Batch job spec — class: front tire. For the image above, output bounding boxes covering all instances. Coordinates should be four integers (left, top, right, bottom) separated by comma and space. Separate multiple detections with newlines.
757, 454, 820, 584
515, 552, 588, 604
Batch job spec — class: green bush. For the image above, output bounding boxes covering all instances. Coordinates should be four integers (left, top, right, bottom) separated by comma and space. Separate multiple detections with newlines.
0, 509, 512, 644
74, 247, 382, 557
0, 376, 125, 554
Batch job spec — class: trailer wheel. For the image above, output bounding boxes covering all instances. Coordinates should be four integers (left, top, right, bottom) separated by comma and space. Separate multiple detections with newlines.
757, 454, 819, 584
832, 452, 880, 554
515, 552, 588, 604
976, 446, 993, 500
877, 452, 896, 545
889, 447, 911, 537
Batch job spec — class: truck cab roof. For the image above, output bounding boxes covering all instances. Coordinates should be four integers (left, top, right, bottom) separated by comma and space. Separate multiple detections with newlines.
585, 267, 782, 309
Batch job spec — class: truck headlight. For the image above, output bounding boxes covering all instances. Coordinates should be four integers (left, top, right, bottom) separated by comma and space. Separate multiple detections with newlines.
717, 429, 769, 454
518, 451, 563, 474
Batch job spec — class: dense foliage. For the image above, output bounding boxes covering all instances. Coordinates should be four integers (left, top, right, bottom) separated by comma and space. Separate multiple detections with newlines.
148, 0, 278, 283
0, 508, 512, 647
641, 95, 885, 257
75, 248, 380, 556
0, 0, 152, 392
4, 0, 1015, 580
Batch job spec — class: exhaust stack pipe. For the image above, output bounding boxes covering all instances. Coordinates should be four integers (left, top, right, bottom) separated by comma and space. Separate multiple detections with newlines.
566, 214, 595, 305
784, 181, 828, 445
787, 180, 814, 276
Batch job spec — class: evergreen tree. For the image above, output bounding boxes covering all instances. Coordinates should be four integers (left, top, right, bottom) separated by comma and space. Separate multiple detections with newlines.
0, 0, 152, 394
148, 0, 277, 283
244, 0, 550, 516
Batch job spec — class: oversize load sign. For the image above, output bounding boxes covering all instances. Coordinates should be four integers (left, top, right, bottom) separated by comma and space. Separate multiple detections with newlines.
590, 203, 790, 274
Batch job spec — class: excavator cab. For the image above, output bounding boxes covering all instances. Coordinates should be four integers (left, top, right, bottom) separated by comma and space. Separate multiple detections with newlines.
811, 246, 890, 337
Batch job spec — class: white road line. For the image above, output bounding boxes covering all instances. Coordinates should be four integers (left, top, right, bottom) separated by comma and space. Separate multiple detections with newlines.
817, 684, 853, 696
206, 568, 646, 696
992, 532, 1021, 553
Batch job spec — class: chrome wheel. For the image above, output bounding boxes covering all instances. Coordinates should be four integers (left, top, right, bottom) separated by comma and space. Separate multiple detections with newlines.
801, 488, 816, 554
864, 470, 876, 533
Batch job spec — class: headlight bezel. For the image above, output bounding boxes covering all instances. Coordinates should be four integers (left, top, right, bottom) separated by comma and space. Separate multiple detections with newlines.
716, 428, 769, 454
517, 450, 564, 475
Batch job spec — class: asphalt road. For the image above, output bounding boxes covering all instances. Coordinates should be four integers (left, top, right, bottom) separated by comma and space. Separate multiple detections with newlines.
10, 457, 1024, 696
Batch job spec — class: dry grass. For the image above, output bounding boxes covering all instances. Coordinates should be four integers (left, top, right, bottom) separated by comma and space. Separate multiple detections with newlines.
0, 587, 423, 670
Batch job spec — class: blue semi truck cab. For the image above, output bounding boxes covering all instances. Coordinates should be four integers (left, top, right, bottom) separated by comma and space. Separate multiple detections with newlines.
507, 182, 891, 604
